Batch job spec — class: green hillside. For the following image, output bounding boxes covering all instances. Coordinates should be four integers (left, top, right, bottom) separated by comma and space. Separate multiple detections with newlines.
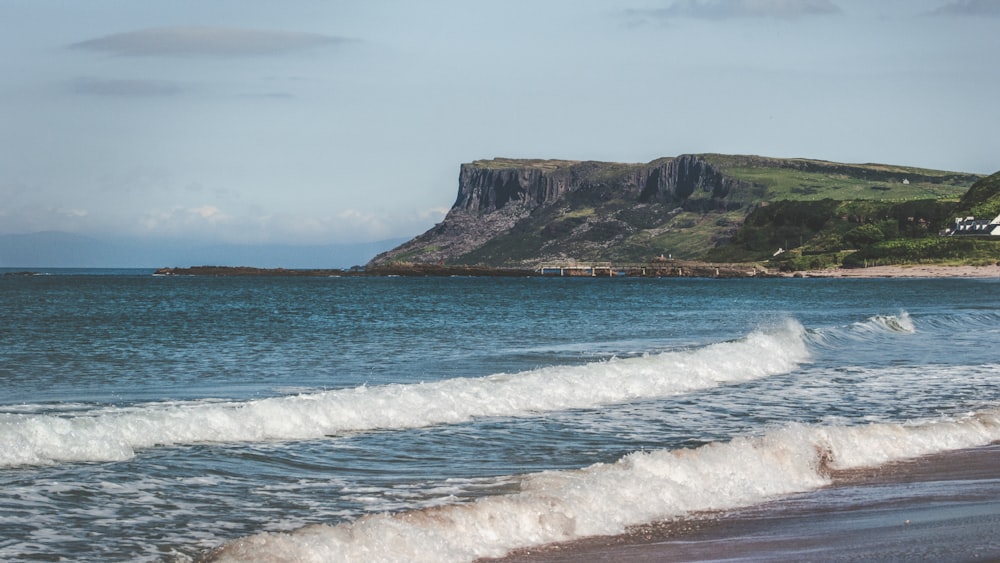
954, 170, 1000, 219
375, 154, 992, 270
460, 157, 983, 267
703, 154, 975, 201
706, 170, 1000, 270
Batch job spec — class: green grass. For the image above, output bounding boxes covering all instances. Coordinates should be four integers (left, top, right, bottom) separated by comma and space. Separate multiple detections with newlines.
561, 207, 596, 219
843, 238, 1000, 267
718, 167, 970, 201
955, 171, 1000, 220
379, 244, 445, 264
469, 158, 581, 172
400, 155, 991, 269
454, 232, 548, 266
620, 211, 740, 260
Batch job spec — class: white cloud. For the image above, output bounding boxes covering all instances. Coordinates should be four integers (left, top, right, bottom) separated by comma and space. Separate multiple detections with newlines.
72, 76, 183, 97
70, 27, 350, 58
929, 0, 1000, 16
132, 204, 415, 245
417, 206, 450, 222
0, 203, 93, 235
191, 205, 227, 220
627, 0, 842, 21
140, 205, 231, 233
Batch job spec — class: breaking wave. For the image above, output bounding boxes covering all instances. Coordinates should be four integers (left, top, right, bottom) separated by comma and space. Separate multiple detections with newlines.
205, 408, 1000, 563
0, 320, 810, 467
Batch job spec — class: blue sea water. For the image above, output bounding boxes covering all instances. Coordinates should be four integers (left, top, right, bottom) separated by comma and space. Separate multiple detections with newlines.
1, 270, 999, 561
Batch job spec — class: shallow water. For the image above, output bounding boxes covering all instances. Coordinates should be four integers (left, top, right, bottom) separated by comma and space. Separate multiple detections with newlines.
1, 272, 998, 560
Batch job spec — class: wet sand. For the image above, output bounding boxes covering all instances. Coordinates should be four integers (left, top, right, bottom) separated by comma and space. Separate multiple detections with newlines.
796, 264, 1000, 279
489, 444, 1000, 562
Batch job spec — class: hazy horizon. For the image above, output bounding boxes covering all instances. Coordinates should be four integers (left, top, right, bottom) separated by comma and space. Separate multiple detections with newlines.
2, 0, 998, 256
0, 231, 406, 269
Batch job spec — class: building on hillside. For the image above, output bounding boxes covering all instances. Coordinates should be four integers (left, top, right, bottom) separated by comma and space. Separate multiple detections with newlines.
944, 213, 1000, 236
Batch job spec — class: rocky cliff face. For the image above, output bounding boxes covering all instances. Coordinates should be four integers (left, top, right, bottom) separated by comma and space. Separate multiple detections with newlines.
367, 154, 980, 268
449, 155, 750, 216
367, 154, 756, 267
452, 160, 580, 213
638, 155, 756, 202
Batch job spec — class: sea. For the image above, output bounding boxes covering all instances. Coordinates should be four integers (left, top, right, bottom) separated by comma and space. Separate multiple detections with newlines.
1, 268, 999, 562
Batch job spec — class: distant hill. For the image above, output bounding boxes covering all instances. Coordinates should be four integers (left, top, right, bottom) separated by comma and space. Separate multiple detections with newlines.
0, 232, 406, 269
368, 154, 984, 269
707, 169, 1000, 269
954, 170, 1000, 220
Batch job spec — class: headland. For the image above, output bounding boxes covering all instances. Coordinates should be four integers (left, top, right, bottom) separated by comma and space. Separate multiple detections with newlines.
155, 155, 1000, 278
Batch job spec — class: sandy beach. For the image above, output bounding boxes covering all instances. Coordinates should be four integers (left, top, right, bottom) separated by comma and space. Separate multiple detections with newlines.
488, 444, 1000, 562
794, 263, 1000, 279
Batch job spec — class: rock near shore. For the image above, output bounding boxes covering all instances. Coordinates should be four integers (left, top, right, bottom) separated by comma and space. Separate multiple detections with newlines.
368, 154, 759, 268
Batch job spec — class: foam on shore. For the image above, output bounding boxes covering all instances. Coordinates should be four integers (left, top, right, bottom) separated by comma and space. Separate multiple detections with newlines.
1, 320, 810, 467
205, 409, 1000, 562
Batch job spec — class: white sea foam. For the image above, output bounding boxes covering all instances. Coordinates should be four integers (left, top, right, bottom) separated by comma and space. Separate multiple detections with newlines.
206, 408, 1000, 563
0, 320, 810, 467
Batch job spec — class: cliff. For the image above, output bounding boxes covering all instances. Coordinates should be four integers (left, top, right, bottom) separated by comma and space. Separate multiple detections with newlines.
368, 154, 980, 268
450, 155, 757, 214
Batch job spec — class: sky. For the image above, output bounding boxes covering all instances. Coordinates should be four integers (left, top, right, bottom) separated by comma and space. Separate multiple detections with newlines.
1, 0, 998, 250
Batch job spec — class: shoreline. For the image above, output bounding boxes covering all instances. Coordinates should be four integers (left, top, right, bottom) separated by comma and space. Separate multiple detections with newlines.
488, 444, 1000, 562
793, 263, 1000, 279
151, 265, 537, 278
151, 263, 1000, 279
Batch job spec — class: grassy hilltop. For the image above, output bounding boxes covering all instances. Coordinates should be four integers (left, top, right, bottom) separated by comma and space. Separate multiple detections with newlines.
371, 154, 999, 271
707, 166, 1000, 270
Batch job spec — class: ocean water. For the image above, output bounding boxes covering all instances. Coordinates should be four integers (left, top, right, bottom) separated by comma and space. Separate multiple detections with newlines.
1, 270, 999, 561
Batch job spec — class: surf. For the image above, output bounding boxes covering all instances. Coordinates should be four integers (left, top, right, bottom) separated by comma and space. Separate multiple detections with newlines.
0, 320, 810, 468
204, 408, 1000, 563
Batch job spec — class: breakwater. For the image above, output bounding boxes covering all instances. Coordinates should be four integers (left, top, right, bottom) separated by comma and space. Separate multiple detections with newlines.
153, 260, 772, 278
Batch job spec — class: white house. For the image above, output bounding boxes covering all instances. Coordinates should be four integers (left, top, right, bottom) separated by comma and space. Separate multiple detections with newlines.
947, 213, 1000, 236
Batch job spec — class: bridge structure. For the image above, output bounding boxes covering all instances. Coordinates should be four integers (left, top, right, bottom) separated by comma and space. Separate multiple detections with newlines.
533, 261, 758, 278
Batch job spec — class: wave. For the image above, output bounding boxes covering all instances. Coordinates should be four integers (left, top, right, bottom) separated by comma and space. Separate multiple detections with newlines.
204, 408, 1000, 563
917, 309, 1000, 333
0, 320, 809, 468
812, 309, 1000, 346
803, 311, 915, 349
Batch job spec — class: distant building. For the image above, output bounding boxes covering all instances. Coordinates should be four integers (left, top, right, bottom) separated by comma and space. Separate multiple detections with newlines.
945, 213, 1000, 236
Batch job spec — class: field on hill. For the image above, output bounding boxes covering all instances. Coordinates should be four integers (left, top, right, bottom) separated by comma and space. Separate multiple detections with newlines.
703, 154, 975, 201
372, 154, 995, 270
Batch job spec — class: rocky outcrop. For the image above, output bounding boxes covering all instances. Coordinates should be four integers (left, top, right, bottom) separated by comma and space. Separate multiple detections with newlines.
368, 154, 755, 267
366, 153, 983, 269
449, 155, 752, 216
637, 155, 755, 202
453, 159, 581, 213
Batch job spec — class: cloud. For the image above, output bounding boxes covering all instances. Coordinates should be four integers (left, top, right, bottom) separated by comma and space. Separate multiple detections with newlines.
627, 0, 842, 21
0, 202, 94, 234
237, 91, 296, 100
141, 205, 233, 233
72, 76, 183, 97
929, 0, 1000, 16
190, 205, 227, 220
417, 207, 450, 222
71, 27, 349, 58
